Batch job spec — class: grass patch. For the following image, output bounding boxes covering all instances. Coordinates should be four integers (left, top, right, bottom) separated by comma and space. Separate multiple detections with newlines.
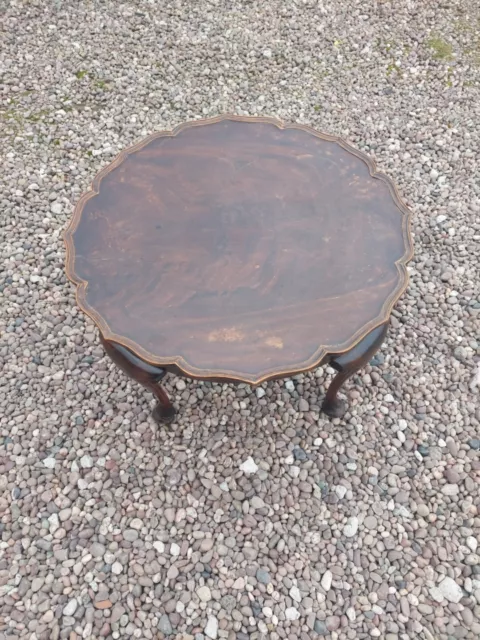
386, 62, 402, 77
428, 36, 454, 61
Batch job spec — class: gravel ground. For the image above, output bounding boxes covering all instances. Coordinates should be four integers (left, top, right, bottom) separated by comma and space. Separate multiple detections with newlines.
1, 1, 480, 639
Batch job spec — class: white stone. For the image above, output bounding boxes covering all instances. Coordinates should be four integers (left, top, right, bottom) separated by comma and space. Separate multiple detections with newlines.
250, 496, 265, 509
130, 518, 143, 530
343, 516, 359, 538
256, 387, 265, 398
289, 585, 301, 602
442, 484, 459, 496
239, 457, 258, 475
175, 379, 186, 391
153, 541, 165, 553
112, 562, 123, 575
80, 455, 93, 468
285, 380, 295, 391
43, 457, 56, 469
232, 577, 245, 590
321, 570, 333, 592
334, 485, 347, 500
466, 536, 478, 552
197, 585, 212, 602
204, 615, 218, 639
51, 201, 63, 214
62, 599, 78, 617
176, 601, 185, 613
285, 607, 300, 621
346, 607, 356, 621
437, 576, 463, 603
48, 513, 60, 534
288, 465, 300, 479
170, 542, 180, 556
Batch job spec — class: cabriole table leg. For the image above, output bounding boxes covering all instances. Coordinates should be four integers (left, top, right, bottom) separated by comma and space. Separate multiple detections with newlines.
100, 335, 176, 424
322, 322, 389, 419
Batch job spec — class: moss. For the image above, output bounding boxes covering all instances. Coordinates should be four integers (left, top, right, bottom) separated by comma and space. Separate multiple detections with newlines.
94, 79, 110, 90
386, 62, 402, 77
76, 69, 88, 79
25, 109, 49, 123
428, 36, 454, 61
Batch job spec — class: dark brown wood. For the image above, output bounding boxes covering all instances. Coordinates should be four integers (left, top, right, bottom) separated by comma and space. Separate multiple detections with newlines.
322, 322, 389, 418
100, 335, 175, 424
65, 115, 412, 387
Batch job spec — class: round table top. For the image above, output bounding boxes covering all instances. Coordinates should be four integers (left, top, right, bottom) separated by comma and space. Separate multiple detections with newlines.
65, 115, 413, 384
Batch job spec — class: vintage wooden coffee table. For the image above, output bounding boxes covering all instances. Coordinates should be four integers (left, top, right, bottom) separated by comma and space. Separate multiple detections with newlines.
65, 115, 413, 423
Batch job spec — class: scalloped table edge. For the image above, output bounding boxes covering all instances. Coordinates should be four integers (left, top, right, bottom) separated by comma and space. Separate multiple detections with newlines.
64, 114, 414, 386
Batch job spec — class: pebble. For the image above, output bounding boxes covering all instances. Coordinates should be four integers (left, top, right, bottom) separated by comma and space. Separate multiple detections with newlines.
289, 585, 301, 602
299, 398, 309, 412
239, 457, 258, 474
123, 529, 139, 542
314, 620, 328, 635
31, 578, 44, 593
293, 446, 308, 461
80, 454, 94, 468
435, 576, 464, 603
256, 568, 271, 585
442, 483, 459, 496
321, 570, 333, 592
197, 586, 212, 602
466, 536, 478, 552
62, 600, 78, 617
158, 614, 173, 636
285, 608, 300, 621
343, 516, 359, 537
204, 616, 218, 639
153, 541, 165, 553
417, 445, 429, 457
364, 515, 378, 530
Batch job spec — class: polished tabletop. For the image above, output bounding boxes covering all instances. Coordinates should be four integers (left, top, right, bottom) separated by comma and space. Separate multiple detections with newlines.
65, 115, 413, 384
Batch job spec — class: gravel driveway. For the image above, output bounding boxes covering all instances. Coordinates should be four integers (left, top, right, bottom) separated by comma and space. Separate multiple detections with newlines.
1, 1, 479, 639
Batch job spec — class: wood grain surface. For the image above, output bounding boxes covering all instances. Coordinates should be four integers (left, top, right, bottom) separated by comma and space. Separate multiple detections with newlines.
65, 116, 413, 383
